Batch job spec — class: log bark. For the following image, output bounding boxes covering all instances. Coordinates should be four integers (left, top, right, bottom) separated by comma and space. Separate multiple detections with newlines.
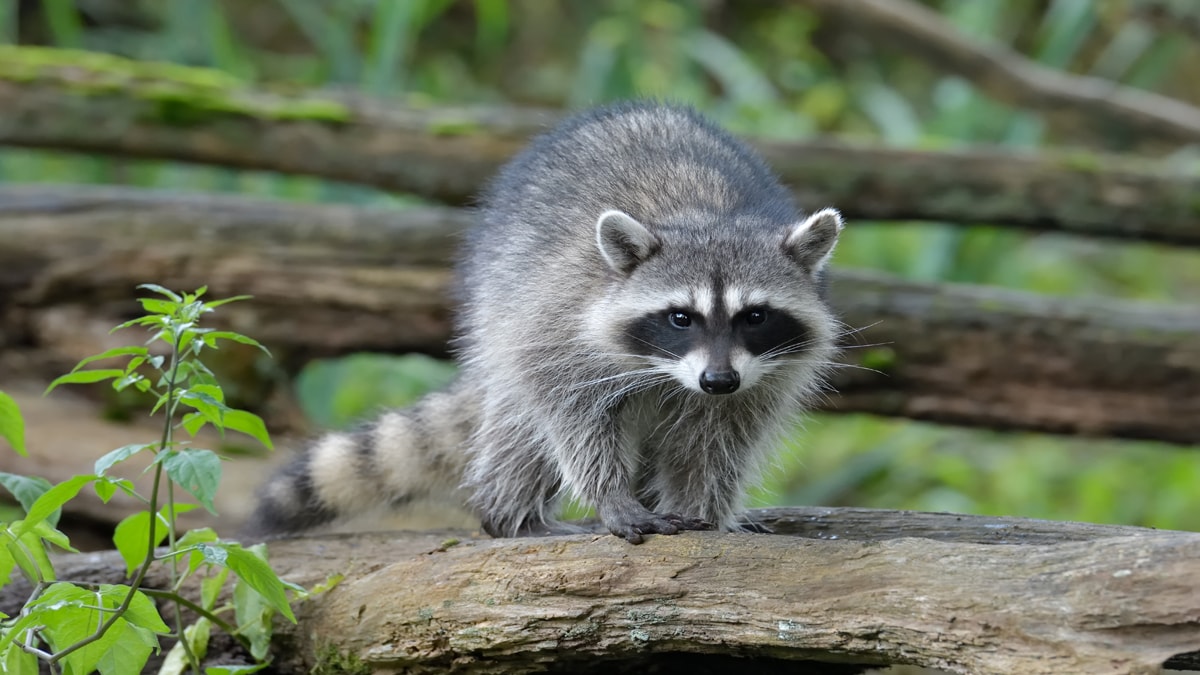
2, 185, 1197, 444
6, 508, 1198, 674
798, 0, 1200, 149
2, 48, 1200, 245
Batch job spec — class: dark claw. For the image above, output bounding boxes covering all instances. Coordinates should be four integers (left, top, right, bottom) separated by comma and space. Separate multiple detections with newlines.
609, 512, 714, 544
661, 513, 714, 531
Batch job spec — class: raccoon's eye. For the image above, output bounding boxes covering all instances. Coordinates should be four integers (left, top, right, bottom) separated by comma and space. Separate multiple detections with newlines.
668, 311, 692, 328
745, 308, 768, 326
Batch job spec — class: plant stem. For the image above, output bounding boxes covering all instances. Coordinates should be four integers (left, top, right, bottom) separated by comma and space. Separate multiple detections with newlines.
141, 588, 253, 652
46, 327, 186, 666
163, 475, 200, 674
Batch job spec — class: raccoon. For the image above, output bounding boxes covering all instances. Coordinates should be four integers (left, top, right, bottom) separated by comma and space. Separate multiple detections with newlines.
250, 102, 844, 544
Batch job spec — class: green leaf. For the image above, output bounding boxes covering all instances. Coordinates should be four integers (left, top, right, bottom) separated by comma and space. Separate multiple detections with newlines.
110, 314, 162, 333
222, 409, 273, 450
0, 392, 26, 456
162, 449, 222, 514
14, 474, 96, 535
0, 605, 43, 653
178, 527, 219, 549
1, 520, 69, 584
94, 443, 156, 476
136, 284, 182, 302
0, 472, 52, 514
198, 542, 228, 566
0, 540, 15, 586
202, 330, 270, 356
177, 389, 229, 429
94, 479, 116, 503
113, 504, 198, 576
200, 565, 231, 610
203, 294, 251, 309
22, 588, 103, 674
224, 543, 296, 623
189, 383, 226, 404
28, 519, 76, 553
233, 571, 273, 661
181, 412, 207, 437
44, 369, 125, 394
177, 527, 219, 576
4, 528, 45, 584
1, 640, 38, 675
113, 511, 162, 577
104, 477, 139, 501
161, 618, 211, 675
18, 528, 57, 582
68, 345, 148, 373
94, 620, 158, 675
112, 372, 147, 392
138, 297, 178, 315
114, 584, 171, 634
36, 585, 163, 675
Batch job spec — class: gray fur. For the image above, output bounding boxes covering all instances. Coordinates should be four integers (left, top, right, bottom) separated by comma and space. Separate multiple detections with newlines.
249, 102, 843, 544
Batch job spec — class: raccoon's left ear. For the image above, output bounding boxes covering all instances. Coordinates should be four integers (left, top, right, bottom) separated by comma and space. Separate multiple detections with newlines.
783, 207, 844, 272
596, 210, 661, 274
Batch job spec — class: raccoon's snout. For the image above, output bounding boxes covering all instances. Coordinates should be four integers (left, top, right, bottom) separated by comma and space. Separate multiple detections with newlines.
699, 369, 740, 395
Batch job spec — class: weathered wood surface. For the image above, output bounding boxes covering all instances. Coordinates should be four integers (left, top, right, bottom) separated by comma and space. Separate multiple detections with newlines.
799, 0, 1200, 149
2, 52, 1200, 245
2, 185, 1197, 444
5, 508, 1197, 674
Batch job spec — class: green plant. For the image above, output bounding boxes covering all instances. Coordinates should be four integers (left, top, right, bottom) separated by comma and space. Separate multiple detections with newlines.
0, 285, 299, 675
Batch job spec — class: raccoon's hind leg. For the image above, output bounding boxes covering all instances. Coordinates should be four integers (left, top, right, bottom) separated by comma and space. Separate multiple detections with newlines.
246, 387, 472, 537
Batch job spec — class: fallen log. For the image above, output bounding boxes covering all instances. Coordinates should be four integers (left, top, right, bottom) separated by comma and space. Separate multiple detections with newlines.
4, 508, 1197, 674
799, 0, 1200, 150
2, 185, 1197, 444
1, 47, 1200, 245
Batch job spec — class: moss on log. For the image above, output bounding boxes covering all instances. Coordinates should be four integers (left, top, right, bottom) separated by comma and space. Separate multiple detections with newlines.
1, 48, 1199, 245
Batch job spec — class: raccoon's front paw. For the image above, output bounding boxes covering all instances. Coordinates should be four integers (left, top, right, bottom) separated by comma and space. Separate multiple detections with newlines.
601, 507, 713, 545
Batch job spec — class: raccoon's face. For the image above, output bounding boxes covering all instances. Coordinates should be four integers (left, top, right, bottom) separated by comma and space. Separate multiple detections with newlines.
593, 208, 843, 396
619, 285, 813, 395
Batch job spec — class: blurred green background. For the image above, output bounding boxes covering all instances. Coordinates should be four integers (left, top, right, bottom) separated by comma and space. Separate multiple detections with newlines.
3, 0, 1198, 529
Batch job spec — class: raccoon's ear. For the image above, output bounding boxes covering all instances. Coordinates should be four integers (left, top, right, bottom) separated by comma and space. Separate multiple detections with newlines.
596, 210, 660, 274
783, 207, 844, 272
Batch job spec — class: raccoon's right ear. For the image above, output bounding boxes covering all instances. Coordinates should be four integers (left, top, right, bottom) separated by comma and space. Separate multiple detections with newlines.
783, 207, 844, 273
596, 210, 660, 274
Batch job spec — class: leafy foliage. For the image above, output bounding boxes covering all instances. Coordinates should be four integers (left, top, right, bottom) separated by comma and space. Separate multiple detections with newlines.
0, 287, 300, 674
0, 393, 26, 457
296, 353, 457, 429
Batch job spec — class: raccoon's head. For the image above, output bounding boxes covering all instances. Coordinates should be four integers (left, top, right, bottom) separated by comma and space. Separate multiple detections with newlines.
592, 207, 843, 397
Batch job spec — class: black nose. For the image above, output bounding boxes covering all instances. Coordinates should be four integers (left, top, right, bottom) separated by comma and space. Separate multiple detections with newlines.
699, 369, 740, 395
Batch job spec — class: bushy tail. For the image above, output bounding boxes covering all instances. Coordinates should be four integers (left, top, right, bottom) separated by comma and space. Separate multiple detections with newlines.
245, 382, 476, 537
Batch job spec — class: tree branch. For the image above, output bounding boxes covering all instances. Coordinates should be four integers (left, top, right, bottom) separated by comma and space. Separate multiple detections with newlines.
2, 185, 1197, 443
0, 48, 1199, 244
6, 508, 1198, 674
798, 0, 1200, 148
